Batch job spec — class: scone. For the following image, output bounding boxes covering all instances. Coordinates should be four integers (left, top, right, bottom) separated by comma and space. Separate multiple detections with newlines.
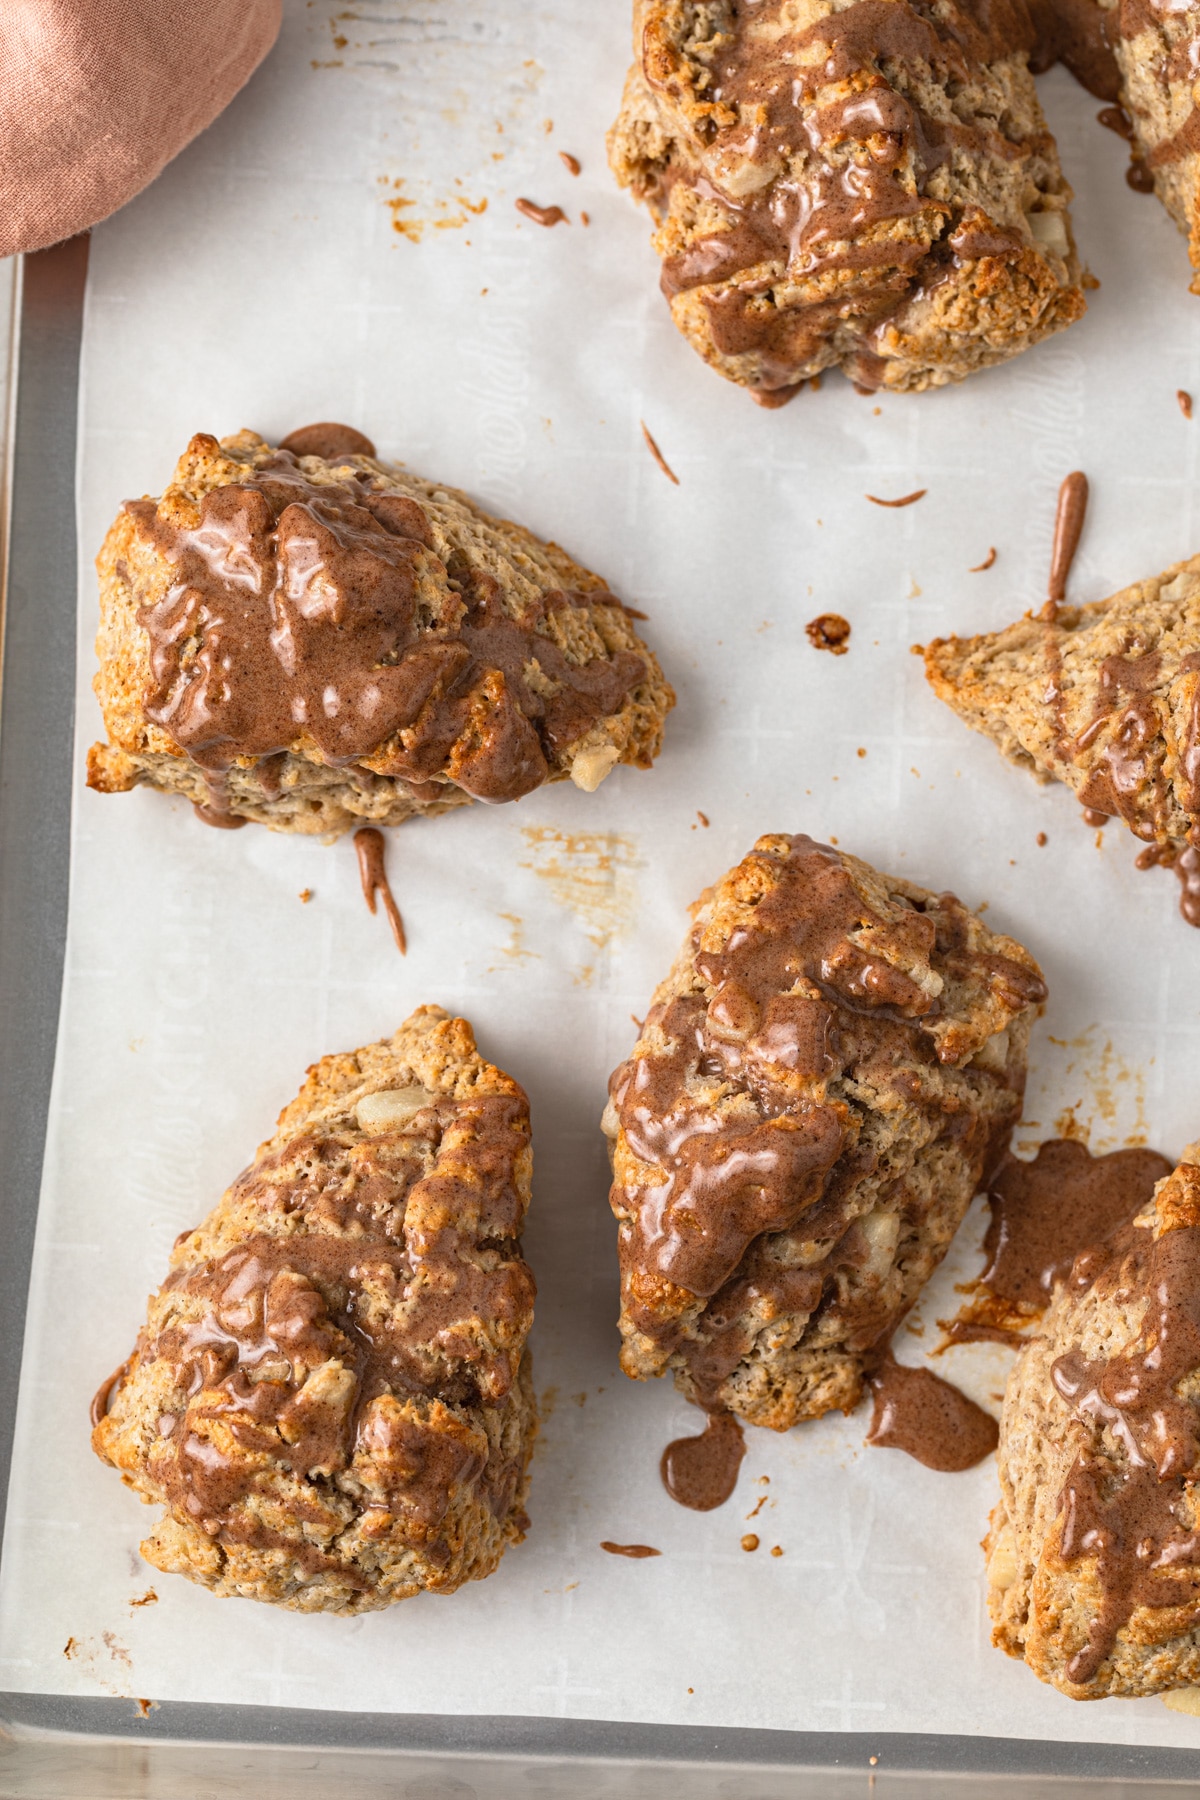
923, 553, 1200, 916
607, 0, 1084, 402
91, 1006, 537, 1612
602, 833, 1046, 1428
1095, 0, 1200, 293
87, 428, 673, 834
987, 1151, 1200, 1699
1025, 0, 1123, 102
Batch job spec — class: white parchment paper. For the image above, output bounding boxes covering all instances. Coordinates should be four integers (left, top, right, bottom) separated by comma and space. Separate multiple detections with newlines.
3, 0, 1200, 1748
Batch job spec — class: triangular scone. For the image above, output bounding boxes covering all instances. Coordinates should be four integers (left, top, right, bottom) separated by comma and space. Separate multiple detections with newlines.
87, 429, 673, 834
92, 1006, 537, 1613
987, 1151, 1200, 1699
603, 834, 1046, 1429
1096, 0, 1200, 294
607, 0, 1084, 401
924, 555, 1200, 857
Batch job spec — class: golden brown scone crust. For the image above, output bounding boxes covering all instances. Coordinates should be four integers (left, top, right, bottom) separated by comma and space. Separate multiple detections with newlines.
924, 554, 1200, 855
988, 1154, 1200, 1699
92, 1006, 537, 1613
607, 0, 1084, 400
88, 429, 673, 835
603, 834, 1046, 1429
1097, 0, 1200, 294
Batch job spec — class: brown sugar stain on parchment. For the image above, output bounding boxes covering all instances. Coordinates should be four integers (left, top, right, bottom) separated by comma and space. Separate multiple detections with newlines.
63, 1631, 134, 1697
488, 912, 540, 972
315, 8, 545, 134
378, 176, 488, 241
314, 6, 547, 256
1018, 1026, 1150, 1155
519, 828, 641, 963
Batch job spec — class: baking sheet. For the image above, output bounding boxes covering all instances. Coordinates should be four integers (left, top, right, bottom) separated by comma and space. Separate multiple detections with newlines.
2, 0, 1200, 1748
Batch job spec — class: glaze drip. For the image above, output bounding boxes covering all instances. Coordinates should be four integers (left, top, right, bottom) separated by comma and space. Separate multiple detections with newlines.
943, 1138, 1173, 1346
661, 1411, 747, 1510
865, 1352, 998, 1471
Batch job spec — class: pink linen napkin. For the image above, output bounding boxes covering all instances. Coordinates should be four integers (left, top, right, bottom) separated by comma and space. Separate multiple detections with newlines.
1, 0, 281, 257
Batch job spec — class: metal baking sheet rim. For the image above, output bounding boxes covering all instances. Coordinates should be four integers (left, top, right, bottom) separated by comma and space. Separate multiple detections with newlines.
3, 238, 1200, 1796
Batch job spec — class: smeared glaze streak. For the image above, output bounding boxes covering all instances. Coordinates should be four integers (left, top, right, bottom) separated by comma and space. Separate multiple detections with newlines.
515, 199, 567, 227
641, 421, 680, 485
1044, 471, 1089, 615
354, 827, 407, 953
867, 490, 926, 508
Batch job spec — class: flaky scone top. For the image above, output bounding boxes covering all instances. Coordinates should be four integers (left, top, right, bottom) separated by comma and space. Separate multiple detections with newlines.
603, 833, 1046, 1428
608, 0, 1084, 401
92, 1005, 537, 1613
88, 430, 673, 834
988, 1152, 1200, 1699
924, 554, 1200, 854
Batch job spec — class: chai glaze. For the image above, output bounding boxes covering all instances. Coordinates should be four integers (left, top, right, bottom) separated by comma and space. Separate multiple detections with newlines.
92, 1089, 534, 1558
943, 1138, 1173, 1346
353, 827, 407, 953
865, 1353, 998, 1471
661, 1412, 747, 1511
131, 454, 642, 806
1051, 1217, 1200, 1683
1044, 471, 1089, 616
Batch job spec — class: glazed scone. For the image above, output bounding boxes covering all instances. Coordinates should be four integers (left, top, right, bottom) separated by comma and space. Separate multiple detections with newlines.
1026, 0, 1200, 293
923, 554, 1200, 915
87, 428, 673, 834
607, 0, 1084, 402
987, 1151, 1200, 1699
602, 834, 1046, 1428
91, 1006, 537, 1613
1095, 0, 1200, 294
